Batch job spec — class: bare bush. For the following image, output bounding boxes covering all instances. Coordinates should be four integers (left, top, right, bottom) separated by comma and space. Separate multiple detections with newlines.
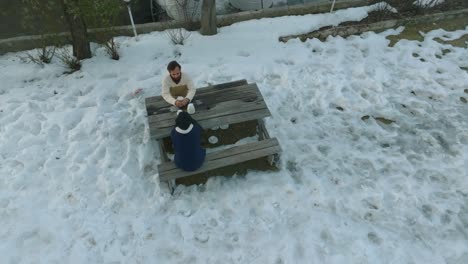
22, 42, 56, 66
166, 28, 192, 45
165, 0, 201, 45
21, 1, 62, 65
84, 0, 123, 60
104, 37, 120, 60
175, 0, 200, 30
151, 0, 172, 22
57, 48, 82, 73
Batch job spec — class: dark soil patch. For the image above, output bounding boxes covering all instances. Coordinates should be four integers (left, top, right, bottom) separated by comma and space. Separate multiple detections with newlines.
277, 1, 468, 44
387, 14, 468, 47
336, 0, 468, 28
375, 117, 395, 125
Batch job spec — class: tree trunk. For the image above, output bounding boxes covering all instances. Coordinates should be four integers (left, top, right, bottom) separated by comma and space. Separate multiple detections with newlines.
200, 0, 217, 36
61, 0, 91, 60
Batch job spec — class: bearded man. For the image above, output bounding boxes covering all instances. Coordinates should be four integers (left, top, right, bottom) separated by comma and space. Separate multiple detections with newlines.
161, 61, 195, 113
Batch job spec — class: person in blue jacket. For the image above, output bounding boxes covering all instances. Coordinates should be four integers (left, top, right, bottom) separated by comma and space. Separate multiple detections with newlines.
171, 111, 206, 171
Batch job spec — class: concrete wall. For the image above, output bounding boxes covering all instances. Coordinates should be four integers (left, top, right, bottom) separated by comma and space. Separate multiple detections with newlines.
0, 0, 372, 55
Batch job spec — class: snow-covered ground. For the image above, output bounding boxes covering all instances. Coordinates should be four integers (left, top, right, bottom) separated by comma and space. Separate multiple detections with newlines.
1, 4, 468, 264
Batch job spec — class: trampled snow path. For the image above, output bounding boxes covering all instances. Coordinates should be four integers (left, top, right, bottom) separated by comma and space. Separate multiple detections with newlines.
1, 4, 467, 264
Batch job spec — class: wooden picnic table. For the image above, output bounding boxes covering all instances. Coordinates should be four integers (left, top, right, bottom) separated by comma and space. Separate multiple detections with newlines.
145, 80, 281, 189
145, 80, 271, 140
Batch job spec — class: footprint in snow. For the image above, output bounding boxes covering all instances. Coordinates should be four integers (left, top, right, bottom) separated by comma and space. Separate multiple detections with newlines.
367, 232, 382, 245
101, 73, 118, 79
136, 73, 154, 81
421, 204, 433, 220
274, 59, 295, 65
237, 51, 250, 57
265, 73, 282, 85
79, 85, 94, 96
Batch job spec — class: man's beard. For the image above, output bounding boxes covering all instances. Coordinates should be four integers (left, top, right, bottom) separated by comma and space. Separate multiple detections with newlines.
171, 74, 181, 84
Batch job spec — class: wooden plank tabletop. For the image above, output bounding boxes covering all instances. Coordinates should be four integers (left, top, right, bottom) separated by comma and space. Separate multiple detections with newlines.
145, 81, 272, 140
145, 79, 249, 115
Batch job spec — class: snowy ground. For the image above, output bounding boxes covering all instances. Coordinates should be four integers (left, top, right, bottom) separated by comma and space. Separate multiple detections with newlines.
1, 4, 468, 264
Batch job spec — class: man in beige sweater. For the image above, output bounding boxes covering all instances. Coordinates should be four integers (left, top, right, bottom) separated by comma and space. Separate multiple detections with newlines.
161, 61, 196, 113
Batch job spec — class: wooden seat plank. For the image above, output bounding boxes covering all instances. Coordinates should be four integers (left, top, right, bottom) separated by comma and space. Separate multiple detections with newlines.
160, 146, 280, 181
159, 138, 280, 172
158, 138, 281, 181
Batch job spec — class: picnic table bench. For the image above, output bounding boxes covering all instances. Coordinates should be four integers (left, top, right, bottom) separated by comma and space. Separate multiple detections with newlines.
145, 80, 281, 189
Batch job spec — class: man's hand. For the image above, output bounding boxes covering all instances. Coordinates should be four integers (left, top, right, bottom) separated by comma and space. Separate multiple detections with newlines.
174, 100, 184, 107
182, 98, 190, 106
175, 98, 190, 108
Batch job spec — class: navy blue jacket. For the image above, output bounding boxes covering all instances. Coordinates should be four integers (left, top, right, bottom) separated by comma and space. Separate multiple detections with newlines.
171, 124, 206, 171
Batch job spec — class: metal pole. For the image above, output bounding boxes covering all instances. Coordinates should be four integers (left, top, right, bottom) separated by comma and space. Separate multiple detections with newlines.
127, 5, 138, 37
330, 0, 336, 12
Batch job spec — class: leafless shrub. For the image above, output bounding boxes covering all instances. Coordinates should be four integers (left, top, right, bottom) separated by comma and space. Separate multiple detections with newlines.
23, 45, 56, 66
18, 33, 61, 66
57, 48, 82, 73
165, 0, 200, 45
85, 0, 123, 60
104, 37, 120, 60
166, 28, 192, 45
150, 0, 171, 22
175, 0, 200, 30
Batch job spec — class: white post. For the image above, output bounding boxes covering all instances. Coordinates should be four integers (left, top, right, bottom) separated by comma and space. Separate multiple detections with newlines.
124, 0, 138, 37
330, 0, 336, 12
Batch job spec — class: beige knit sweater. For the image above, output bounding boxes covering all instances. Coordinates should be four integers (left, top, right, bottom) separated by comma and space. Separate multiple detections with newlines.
161, 73, 195, 105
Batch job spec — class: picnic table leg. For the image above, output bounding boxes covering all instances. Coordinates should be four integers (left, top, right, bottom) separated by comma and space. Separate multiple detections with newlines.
257, 118, 270, 140
158, 139, 175, 194
257, 119, 279, 166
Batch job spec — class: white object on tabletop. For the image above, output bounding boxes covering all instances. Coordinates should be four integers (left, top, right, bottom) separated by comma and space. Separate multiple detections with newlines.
208, 136, 218, 144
